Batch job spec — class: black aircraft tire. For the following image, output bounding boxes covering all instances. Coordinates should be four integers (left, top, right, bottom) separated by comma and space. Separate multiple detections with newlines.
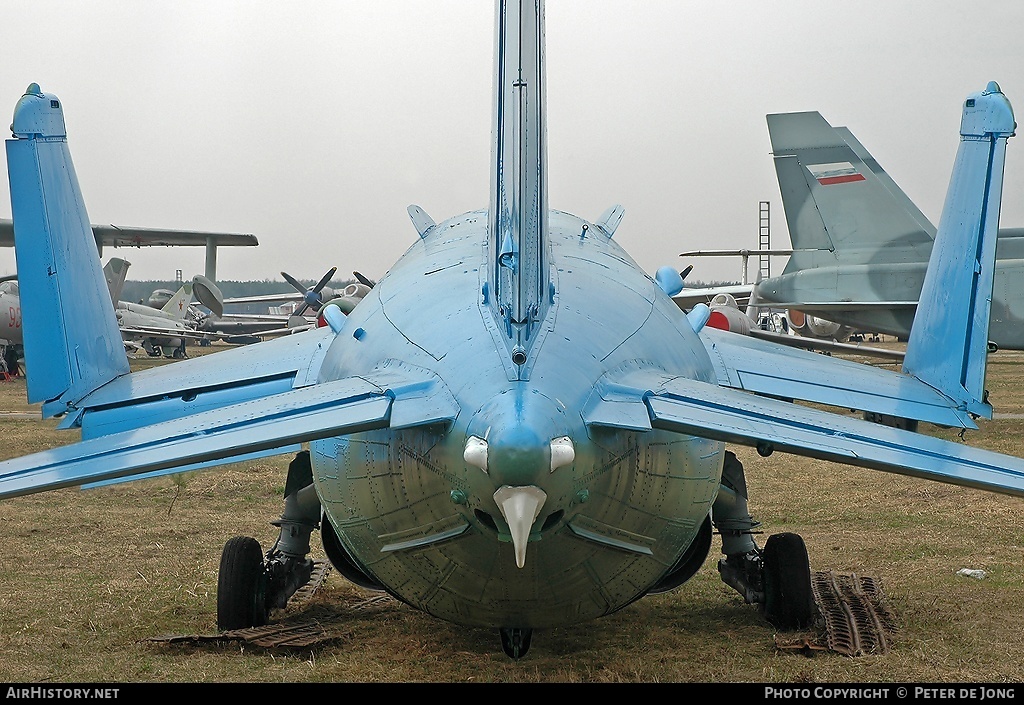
761, 532, 817, 630
217, 536, 268, 631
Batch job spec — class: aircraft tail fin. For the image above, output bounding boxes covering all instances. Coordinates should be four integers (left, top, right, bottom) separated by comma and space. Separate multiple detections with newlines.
160, 282, 194, 320
5, 84, 129, 416
103, 257, 130, 305
486, 0, 550, 371
767, 110, 935, 272
832, 126, 936, 236
902, 82, 1016, 419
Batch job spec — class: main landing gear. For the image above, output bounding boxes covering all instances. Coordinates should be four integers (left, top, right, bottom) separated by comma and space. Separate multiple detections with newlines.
217, 536, 269, 629
713, 451, 818, 631
216, 451, 323, 631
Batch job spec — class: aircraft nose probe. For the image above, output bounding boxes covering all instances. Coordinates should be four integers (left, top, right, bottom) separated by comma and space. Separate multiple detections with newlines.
494, 485, 547, 568
464, 434, 575, 568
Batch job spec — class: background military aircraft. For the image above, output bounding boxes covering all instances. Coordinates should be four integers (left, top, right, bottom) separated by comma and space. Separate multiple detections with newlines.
103, 257, 224, 357
194, 266, 371, 343
671, 261, 862, 346
0, 275, 22, 374
113, 281, 207, 358
0, 212, 258, 364
691, 288, 903, 364
0, 219, 257, 283
756, 109, 1024, 350
1, 4, 1023, 661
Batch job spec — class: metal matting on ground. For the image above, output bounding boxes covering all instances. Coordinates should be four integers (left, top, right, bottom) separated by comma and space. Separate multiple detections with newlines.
146, 561, 401, 649
775, 569, 897, 657
150, 564, 897, 653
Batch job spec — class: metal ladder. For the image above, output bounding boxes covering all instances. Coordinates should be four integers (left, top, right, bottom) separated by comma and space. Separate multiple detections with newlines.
758, 201, 771, 280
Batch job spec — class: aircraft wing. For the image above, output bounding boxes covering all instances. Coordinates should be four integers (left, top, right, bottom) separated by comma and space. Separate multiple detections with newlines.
219, 292, 306, 306
0, 366, 458, 499
118, 324, 209, 340
745, 328, 905, 361
698, 327, 973, 429
0, 218, 257, 248
199, 312, 315, 328
763, 301, 918, 311
196, 313, 318, 341
584, 371, 1024, 498
211, 322, 316, 340
672, 283, 755, 311
208, 312, 308, 322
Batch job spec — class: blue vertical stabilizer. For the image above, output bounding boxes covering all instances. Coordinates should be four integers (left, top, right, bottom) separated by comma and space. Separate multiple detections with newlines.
902, 82, 1016, 419
6, 84, 129, 417
487, 0, 550, 372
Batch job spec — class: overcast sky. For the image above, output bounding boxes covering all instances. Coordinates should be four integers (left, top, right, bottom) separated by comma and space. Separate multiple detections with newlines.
2, 0, 1023, 285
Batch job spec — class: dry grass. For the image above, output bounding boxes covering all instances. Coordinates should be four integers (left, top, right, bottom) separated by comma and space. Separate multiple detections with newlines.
0, 344, 1022, 683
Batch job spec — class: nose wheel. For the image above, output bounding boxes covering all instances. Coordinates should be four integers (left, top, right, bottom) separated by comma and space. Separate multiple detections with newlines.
499, 627, 533, 659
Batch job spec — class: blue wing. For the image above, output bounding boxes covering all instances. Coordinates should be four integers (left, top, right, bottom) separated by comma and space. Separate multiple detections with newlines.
584, 369, 1024, 498
699, 327, 977, 429
0, 361, 458, 499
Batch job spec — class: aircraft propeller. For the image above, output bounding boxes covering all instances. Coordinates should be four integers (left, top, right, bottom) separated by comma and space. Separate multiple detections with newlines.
353, 271, 376, 289
282, 267, 337, 317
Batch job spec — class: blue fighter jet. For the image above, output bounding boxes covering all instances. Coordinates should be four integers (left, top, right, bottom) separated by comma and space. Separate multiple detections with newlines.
1, 1, 1021, 658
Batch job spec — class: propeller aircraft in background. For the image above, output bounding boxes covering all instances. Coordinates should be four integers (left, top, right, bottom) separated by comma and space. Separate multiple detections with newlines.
192, 266, 372, 343
2, 3, 1023, 660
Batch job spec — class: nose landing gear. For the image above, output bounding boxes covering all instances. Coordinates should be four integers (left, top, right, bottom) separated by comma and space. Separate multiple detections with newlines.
499, 626, 533, 659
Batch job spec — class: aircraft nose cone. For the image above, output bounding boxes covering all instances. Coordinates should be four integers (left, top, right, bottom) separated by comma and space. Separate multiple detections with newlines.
467, 387, 569, 486
488, 423, 548, 486
494, 485, 547, 568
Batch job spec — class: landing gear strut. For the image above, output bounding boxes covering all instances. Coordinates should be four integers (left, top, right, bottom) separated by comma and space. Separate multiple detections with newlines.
499, 627, 533, 659
216, 451, 323, 631
713, 451, 818, 631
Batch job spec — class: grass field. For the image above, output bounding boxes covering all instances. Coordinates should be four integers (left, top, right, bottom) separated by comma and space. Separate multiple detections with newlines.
0, 344, 1022, 683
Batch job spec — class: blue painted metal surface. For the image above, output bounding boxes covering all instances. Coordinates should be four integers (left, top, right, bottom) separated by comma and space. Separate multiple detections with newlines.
488, 0, 550, 375
655, 266, 685, 296
701, 327, 979, 429
598, 374, 1024, 497
902, 82, 1016, 419
0, 1, 1021, 639
6, 84, 129, 414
